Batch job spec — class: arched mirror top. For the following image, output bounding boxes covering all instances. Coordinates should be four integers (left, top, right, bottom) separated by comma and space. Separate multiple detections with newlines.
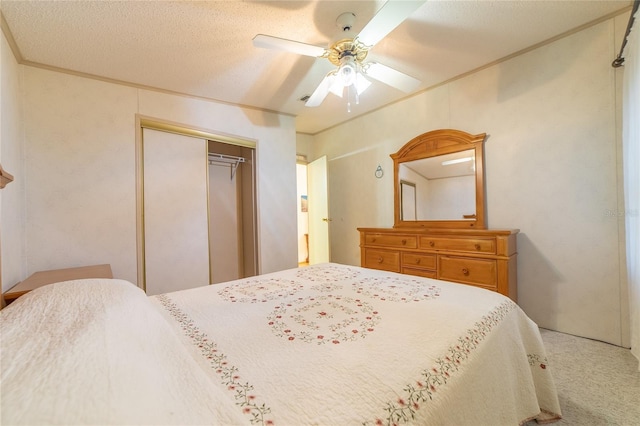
392, 129, 487, 229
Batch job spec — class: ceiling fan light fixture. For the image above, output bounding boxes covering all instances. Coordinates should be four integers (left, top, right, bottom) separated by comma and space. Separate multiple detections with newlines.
338, 54, 357, 86
330, 59, 371, 99
255, 1, 426, 109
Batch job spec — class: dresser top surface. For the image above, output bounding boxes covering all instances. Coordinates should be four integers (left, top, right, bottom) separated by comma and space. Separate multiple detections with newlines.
357, 227, 519, 236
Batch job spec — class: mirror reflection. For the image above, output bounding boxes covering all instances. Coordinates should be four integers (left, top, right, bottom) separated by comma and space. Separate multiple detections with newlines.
399, 149, 476, 221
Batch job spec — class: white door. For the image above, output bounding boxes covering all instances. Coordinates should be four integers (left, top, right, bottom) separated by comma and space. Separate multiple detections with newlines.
307, 156, 330, 264
143, 129, 210, 295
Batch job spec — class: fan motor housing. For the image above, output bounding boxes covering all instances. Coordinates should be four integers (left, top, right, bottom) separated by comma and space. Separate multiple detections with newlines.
326, 38, 368, 66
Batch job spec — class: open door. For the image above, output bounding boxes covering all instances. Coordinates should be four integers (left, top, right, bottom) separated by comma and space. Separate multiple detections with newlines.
307, 156, 330, 264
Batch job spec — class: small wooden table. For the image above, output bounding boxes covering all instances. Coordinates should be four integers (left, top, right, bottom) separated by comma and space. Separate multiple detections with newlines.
3, 264, 113, 304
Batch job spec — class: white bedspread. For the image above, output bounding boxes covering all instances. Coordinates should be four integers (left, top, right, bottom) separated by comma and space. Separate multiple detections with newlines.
1, 279, 246, 425
150, 263, 561, 425
0, 263, 561, 425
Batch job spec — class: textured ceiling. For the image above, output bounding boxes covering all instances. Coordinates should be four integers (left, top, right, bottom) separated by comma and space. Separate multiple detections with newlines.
1, 0, 632, 134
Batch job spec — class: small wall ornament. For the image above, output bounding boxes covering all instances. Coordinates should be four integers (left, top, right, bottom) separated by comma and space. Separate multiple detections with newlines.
375, 165, 384, 179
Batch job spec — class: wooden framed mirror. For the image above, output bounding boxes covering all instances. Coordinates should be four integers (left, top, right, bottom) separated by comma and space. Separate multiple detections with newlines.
392, 129, 487, 229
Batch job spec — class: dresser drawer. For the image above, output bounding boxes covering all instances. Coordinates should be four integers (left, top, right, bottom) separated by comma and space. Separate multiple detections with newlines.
359, 227, 518, 301
402, 252, 436, 270
439, 256, 497, 288
419, 236, 496, 254
363, 249, 400, 272
402, 267, 437, 279
364, 233, 417, 249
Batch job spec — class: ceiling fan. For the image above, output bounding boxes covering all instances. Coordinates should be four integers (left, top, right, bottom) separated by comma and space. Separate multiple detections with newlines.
252, 1, 426, 111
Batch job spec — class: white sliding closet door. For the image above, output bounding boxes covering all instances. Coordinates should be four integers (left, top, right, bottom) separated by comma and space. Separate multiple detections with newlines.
143, 129, 210, 295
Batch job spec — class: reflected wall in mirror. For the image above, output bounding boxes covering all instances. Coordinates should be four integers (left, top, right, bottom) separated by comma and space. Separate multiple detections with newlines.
392, 129, 486, 229
399, 149, 476, 221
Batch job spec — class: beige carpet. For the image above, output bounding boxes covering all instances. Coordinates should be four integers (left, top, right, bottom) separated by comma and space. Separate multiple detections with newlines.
526, 329, 640, 425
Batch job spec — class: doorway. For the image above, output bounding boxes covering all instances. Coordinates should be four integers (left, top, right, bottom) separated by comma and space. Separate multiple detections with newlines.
296, 158, 309, 266
297, 155, 330, 265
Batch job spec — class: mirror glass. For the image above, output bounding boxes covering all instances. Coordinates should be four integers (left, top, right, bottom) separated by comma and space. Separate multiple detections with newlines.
399, 149, 476, 221
392, 129, 486, 229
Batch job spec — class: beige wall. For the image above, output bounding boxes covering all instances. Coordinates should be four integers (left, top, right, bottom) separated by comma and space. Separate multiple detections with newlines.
309, 16, 630, 347
1, 47, 298, 290
0, 29, 26, 291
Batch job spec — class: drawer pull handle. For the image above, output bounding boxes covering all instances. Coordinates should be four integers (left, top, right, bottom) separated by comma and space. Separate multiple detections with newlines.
377, 256, 383, 263
415, 258, 421, 264
429, 241, 435, 247
461, 268, 470, 276
372, 238, 376, 242
402, 239, 407, 245
474, 244, 481, 250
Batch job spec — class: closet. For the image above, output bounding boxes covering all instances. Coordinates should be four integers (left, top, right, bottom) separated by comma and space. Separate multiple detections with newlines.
139, 123, 257, 295
207, 141, 257, 284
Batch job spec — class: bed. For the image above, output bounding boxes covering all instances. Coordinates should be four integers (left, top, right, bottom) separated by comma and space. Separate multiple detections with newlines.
0, 263, 561, 425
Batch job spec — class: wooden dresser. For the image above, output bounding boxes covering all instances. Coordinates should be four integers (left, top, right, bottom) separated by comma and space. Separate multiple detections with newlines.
358, 228, 518, 301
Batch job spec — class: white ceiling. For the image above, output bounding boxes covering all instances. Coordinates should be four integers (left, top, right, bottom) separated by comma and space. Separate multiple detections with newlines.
1, 0, 631, 134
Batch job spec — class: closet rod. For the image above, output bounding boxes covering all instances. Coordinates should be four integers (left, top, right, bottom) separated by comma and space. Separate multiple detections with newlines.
612, 0, 639, 68
208, 153, 246, 163
208, 153, 246, 180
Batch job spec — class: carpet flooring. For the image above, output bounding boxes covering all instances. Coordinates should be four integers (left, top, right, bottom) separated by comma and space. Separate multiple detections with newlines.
526, 329, 640, 425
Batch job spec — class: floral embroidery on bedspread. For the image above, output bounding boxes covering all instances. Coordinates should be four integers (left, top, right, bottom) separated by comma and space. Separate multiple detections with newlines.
352, 276, 441, 302
365, 299, 517, 426
218, 279, 304, 303
217, 264, 361, 302
527, 353, 549, 370
267, 294, 382, 344
295, 264, 361, 282
156, 294, 274, 425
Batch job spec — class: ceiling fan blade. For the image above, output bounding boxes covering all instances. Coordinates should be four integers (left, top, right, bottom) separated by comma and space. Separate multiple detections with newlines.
357, 0, 426, 47
252, 34, 326, 57
364, 62, 420, 93
305, 74, 334, 107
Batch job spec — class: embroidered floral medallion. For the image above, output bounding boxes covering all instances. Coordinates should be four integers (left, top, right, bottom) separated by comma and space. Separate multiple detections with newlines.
267, 294, 381, 344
